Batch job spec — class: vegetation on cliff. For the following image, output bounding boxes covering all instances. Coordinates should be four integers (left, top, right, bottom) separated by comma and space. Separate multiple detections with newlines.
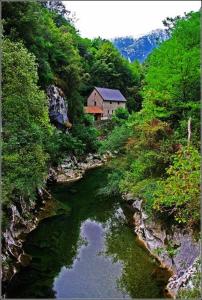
2, 1, 142, 209
100, 11, 200, 227
2, 1, 200, 297
2, 0, 199, 254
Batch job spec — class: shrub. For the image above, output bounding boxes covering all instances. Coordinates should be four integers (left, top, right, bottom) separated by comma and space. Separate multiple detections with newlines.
153, 146, 200, 226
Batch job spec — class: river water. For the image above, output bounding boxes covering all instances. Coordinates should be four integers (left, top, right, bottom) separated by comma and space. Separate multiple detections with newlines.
6, 167, 169, 298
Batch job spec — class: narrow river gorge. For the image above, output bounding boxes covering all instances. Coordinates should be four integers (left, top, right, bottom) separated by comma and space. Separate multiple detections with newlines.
6, 167, 170, 298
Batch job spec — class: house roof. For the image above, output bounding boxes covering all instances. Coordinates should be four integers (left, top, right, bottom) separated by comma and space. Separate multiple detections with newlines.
84, 106, 103, 114
95, 87, 126, 102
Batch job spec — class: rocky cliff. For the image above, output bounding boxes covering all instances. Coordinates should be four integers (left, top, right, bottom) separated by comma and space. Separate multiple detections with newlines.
47, 85, 71, 130
113, 29, 169, 63
1, 188, 53, 294
1, 152, 112, 295
123, 194, 200, 298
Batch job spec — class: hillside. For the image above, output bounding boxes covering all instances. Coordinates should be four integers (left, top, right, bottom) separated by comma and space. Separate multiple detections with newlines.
113, 29, 169, 63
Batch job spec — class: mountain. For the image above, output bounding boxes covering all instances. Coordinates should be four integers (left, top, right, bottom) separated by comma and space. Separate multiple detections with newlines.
112, 29, 169, 63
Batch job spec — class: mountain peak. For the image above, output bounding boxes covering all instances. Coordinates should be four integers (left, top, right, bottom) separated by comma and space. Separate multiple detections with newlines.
112, 29, 169, 63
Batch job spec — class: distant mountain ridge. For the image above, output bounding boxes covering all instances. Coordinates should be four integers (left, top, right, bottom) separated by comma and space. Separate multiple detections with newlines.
112, 29, 169, 63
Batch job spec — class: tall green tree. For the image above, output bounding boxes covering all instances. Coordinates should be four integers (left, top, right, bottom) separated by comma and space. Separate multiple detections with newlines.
2, 1, 83, 121
142, 11, 200, 141
2, 39, 53, 203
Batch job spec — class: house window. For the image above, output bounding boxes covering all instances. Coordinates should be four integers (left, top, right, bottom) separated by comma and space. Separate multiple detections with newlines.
110, 101, 112, 104
94, 101, 96, 106
108, 110, 109, 114
118, 102, 120, 105
112, 110, 113, 113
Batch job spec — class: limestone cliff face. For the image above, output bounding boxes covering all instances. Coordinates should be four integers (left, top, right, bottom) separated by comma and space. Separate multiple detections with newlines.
47, 85, 71, 130
1, 152, 111, 296
1, 188, 52, 294
123, 194, 200, 298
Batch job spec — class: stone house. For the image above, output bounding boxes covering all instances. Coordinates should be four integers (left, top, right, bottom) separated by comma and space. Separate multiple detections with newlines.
84, 87, 126, 120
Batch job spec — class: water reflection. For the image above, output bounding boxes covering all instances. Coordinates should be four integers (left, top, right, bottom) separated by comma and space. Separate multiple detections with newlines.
53, 219, 130, 299
104, 214, 168, 299
6, 168, 169, 298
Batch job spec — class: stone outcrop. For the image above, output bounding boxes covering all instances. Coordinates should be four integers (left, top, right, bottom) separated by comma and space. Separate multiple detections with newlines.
54, 152, 113, 183
1, 188, 52, 293
1, 151, 113, 295
47, 85, 71, 130
123, 194, 200, 298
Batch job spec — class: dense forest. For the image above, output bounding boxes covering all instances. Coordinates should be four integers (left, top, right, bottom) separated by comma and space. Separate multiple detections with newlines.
2, 1, 200, 298
100, 10, 200, 227
2, 1, 143, 210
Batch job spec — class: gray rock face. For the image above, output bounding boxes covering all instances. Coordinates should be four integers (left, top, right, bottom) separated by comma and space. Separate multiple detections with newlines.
1, 188, 51, 291
124, 193, 200, 298
56, 153, 109, 183
47, 85, 69, 129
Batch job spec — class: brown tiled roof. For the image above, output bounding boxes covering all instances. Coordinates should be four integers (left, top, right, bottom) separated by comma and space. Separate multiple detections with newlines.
84, 106, 103, 114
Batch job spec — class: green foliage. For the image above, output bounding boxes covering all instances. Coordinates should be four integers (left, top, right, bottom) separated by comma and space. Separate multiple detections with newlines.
71, 114, 100, 154
166, 241, 179, 259
2, 39, 52, 203
99, 123, 131, 154
78, 38, 143, 112
2, 1, 200, 236
97, 169, 124, 197
45, 129, 84, 164
152, 247, 164, 256
102, 11, 200, 228
177, 260, 201, 299
113, 107, 129, 121
2, 1, 82, 122
153, 146, 200, 225
142, 11, 200, 137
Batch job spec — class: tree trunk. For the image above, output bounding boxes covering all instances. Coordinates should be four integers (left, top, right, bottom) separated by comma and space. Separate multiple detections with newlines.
187, 117, 191, 146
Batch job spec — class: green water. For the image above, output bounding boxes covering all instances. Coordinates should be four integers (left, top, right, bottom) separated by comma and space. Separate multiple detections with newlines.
6, 167, 169, 298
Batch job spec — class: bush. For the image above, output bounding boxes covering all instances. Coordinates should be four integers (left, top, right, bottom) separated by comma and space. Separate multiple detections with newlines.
112, 107, 129, 122
71, 114, 100, 154
2, 39, 52, 204
153, 146, 200, 226
99, 123, 131, 154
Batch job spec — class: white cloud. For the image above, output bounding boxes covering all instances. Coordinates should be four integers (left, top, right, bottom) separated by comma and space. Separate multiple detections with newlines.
63, 1, 200, 39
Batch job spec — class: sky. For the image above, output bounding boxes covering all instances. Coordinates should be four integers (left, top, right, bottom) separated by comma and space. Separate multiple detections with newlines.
63, 1, 200, 39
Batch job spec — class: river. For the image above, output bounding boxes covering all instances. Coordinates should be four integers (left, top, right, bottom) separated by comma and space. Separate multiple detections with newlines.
6, 167, 170, 298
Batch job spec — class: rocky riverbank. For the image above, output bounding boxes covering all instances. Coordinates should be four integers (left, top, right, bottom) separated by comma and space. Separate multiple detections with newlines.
2, 152, 111, 295
52, 152, 111, 183
2, 188, 52, 294
123, 194, 200, 298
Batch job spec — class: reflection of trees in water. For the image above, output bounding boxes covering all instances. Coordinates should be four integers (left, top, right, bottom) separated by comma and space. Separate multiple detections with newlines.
6, 167, 167, 299
6, 167, 118, 298
103, 212, 168, 299
6, 213, 81, 298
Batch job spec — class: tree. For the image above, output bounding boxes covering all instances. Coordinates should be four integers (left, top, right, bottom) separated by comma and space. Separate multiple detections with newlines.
154, 146, 200, 226
2, 39, 53, 203
142, 11, 200, 139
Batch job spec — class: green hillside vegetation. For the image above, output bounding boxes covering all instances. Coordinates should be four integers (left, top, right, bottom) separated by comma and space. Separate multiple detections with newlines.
100, 11, 200, 227
2, 1, 200, 231
2, 1, 142, 209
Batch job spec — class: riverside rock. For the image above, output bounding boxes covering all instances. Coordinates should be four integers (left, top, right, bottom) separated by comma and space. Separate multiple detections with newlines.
47, 85, 70, 130
56, 153, 106, 183
124, 193, 200, 298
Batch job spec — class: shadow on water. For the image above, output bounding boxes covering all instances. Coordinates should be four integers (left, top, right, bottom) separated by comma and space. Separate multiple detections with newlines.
6, 167, 170, 298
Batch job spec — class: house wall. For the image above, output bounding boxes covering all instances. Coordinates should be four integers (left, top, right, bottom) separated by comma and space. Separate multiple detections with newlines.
87, 88, 126, 119
87, 89, 103, 108
102, 101, 126, 118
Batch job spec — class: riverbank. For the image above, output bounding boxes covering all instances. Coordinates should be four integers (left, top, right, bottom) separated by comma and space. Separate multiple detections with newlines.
4, 167, 170, 299
2, 152, 112, 295
123, 193, 200, 298
2, 153, 200, 298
